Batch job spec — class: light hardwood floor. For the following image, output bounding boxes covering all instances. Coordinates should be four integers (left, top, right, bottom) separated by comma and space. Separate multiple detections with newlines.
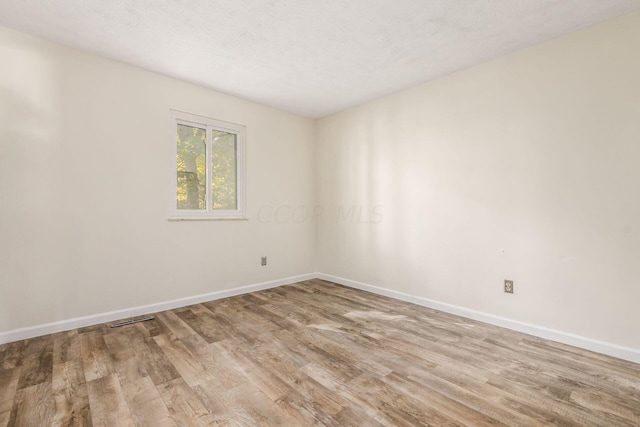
1, 279, 639, 426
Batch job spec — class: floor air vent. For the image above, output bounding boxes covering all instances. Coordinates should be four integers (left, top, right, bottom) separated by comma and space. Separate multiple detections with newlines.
110, 315, 155, 328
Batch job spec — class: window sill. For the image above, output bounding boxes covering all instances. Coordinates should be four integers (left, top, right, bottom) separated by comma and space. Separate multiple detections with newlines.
168, 216, 248, 222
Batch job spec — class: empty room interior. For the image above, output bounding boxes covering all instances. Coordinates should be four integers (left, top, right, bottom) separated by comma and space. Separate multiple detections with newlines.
1, 1, 640, 426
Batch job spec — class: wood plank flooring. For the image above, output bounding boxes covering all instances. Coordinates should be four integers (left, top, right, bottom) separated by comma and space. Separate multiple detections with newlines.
1, 279, 639, 426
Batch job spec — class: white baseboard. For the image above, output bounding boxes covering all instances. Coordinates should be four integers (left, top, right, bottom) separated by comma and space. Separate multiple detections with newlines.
3, 271, 639, 365
0, 273, 316, 345
316, 273, 640, 365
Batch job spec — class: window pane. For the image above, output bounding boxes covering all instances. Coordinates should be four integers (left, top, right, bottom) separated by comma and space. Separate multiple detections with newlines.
211, 130, 237, 210
176, 124, 206, 210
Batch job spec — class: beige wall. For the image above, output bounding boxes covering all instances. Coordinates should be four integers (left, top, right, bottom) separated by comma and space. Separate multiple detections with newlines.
0, 27, 315, 332
316, 11, 640, 350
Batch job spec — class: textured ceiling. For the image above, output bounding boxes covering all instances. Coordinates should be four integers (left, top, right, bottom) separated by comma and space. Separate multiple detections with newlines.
1, 1, 640, 117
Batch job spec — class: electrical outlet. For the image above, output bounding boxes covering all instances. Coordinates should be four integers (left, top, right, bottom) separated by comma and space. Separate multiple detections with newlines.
261, 256, 267, 266
504, 280, 514, 294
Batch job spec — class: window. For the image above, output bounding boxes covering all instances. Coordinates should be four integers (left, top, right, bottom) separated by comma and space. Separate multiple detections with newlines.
170, 110, 246, 220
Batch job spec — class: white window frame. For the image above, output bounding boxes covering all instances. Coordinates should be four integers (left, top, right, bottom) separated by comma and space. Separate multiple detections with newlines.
169, 110, 246, 221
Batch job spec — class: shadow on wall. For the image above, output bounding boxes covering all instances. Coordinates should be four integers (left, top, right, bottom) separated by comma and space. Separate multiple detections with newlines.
0, 38, 69, 332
